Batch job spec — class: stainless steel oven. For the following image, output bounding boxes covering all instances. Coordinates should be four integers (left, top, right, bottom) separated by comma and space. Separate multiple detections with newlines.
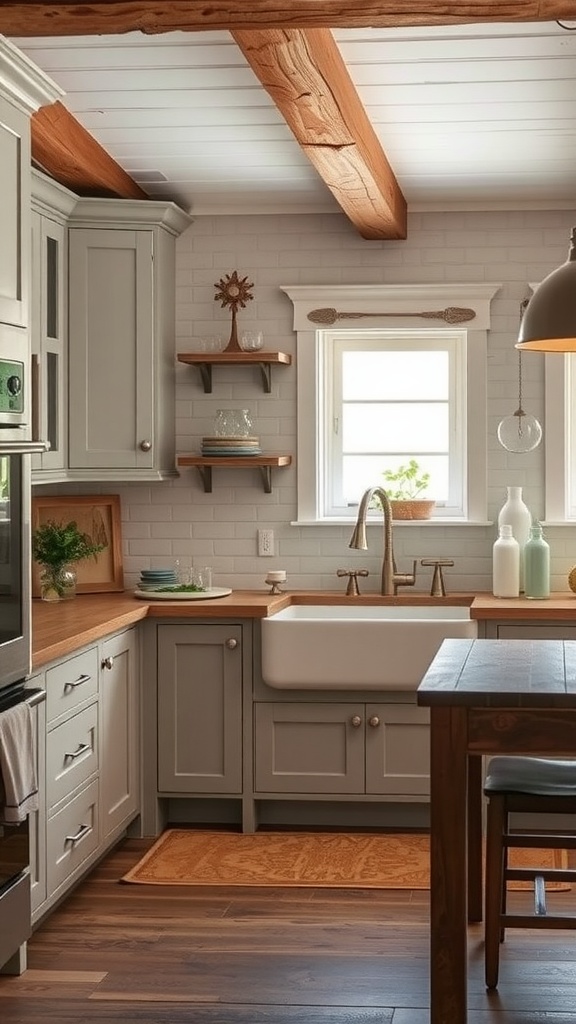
0, 686, 45, 973
0, 330, 49, 687
0, 328, 48, 973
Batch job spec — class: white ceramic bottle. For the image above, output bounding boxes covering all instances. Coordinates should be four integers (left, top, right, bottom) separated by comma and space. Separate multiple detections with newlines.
492, 524, 520, 598
497, 486, 532, 590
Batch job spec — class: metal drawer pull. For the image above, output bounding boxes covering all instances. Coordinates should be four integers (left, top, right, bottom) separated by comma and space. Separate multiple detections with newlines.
64, 673, 92, 690
101, 656, 114, 670
350, 715, 362, 728
65, 823, 92, 846
64, 742, 91, 762
368, 716, 381, 728
225, 638, 238, 649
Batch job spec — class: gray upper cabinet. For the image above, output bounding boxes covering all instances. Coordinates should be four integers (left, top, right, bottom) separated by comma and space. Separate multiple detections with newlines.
67, 198, 192, 481
0, 39, 61, 333
0, 90, 30, 329
30, 172, 76, 480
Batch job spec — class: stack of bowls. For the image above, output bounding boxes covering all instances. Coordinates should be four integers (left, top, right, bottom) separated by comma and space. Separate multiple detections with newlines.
137, 568, 179, 591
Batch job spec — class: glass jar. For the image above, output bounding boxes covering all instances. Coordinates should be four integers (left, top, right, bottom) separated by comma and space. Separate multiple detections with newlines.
40, 564, 77, 602
214, 409, 253, 437
240, 331, 264, 352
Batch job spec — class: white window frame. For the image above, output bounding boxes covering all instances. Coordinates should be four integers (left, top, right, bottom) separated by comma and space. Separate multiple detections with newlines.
281, 283, 500, 525
545, 351, 576, 521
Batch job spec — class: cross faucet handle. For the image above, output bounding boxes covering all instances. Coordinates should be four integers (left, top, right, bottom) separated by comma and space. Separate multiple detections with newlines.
421, 559, 454, 597
336, 568, 369, 596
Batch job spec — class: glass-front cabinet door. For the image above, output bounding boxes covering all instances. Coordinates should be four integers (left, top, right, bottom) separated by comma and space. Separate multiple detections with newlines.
31, 210, 67, 477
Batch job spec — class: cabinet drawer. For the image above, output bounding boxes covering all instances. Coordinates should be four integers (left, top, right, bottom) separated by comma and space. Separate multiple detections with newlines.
46, 647, 99, 724
46, 703, 98, 812
46, 779, 99, 897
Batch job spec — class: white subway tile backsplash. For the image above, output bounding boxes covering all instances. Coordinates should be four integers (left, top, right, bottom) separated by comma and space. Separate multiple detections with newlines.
93, 207, 576, 592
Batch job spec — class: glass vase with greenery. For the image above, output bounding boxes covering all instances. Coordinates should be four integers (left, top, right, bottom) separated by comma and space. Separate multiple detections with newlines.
32, 519, 105, 601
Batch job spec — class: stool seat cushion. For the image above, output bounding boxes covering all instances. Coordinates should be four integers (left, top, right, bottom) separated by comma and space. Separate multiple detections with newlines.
484, 756, 576, 796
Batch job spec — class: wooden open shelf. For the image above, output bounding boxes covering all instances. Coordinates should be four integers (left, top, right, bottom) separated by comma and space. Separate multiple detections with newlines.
177, 454, 292, 493
177, 351, 292, 393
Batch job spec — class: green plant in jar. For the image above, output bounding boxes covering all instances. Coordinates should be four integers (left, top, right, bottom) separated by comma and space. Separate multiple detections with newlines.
32, 519, 106, 601
381, 459, 431, 500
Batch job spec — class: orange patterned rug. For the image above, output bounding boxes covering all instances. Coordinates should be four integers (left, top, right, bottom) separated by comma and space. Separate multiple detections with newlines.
121, 829, 569, 890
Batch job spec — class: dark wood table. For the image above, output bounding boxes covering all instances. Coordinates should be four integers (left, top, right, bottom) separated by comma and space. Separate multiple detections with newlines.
417, 637, 576, 1024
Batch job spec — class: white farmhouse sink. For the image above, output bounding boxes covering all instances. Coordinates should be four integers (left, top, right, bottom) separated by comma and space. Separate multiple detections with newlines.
260, 604, 477, 690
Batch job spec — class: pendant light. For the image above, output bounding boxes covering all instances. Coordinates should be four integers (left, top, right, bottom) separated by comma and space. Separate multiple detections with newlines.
498, 301, 542, 453
516, 228, 576, 351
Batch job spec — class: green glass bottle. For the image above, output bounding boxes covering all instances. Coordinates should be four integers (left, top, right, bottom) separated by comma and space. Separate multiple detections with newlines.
524, 521, 550, 599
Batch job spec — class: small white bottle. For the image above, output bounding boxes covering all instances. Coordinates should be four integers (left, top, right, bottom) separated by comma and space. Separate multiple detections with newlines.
492, 524, 520, 598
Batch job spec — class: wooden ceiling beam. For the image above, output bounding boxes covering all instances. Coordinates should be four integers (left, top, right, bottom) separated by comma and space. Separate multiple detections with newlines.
1, 0, 574, 36
31, 100, 148, 199
233, 28, 406, 240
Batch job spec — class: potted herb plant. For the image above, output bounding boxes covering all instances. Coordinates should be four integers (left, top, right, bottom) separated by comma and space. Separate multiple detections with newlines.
32, 519, 106, 601
381, 459, 435, 520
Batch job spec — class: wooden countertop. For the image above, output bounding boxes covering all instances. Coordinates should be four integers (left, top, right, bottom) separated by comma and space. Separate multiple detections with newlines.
31, 589, 576, 671
469, 593, 576, 620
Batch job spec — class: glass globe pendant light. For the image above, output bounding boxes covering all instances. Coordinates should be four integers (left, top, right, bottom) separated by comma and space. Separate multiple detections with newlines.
497, 346, 542, 453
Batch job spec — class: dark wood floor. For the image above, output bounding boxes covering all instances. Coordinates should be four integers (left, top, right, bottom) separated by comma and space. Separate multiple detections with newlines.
1, 836, 576, 1023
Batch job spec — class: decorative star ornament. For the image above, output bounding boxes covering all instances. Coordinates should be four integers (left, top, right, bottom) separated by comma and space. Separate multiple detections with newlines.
214, 271, 254, 351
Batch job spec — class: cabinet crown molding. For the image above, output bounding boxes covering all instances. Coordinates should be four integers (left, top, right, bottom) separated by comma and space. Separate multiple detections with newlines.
32, 168, 78, 220
68, 196, 193, 236
0, 37, 63, 114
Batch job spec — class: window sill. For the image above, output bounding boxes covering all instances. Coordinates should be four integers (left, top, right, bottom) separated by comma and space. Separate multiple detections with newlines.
291, 518, 493, 527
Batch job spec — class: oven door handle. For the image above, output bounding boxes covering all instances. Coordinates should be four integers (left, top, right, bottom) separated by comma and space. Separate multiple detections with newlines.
24, 688, 47, 708
0, 439, 50, 455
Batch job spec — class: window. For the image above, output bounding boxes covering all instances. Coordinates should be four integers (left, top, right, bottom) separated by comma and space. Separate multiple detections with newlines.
322, 329, 464, 517
282, 283, 500, 525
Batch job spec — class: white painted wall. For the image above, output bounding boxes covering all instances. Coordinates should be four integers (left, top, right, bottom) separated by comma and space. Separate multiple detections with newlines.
66, 208, 576, 595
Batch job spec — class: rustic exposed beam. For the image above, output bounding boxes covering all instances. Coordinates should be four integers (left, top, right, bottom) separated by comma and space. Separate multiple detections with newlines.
31, 100, 148, 199
233, 28, 406, 240
1, 1, 574, 36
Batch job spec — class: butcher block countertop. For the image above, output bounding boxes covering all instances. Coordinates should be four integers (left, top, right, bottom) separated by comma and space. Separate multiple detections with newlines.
31, 589, 576, 670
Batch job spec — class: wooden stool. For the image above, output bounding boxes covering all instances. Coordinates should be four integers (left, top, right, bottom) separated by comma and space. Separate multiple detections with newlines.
484, 756, 576, 990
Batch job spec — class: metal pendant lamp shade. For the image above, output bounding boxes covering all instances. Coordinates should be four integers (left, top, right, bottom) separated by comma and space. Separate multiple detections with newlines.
516, 228, 576, 351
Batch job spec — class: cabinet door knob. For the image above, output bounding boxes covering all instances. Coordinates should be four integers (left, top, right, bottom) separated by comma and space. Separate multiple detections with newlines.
139, 440, 152, 451
225, 638, 238, 649
101, 656, 114, 670
350, 715, 362, 728
368, 715, 381, 728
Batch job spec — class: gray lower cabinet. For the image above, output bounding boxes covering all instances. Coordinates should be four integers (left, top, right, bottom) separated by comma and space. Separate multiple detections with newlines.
99, 628, 140, 841
30, 626, 140, 923
157, 624, 243, 794
484, 621, 576, 640
254, 701, 430, 798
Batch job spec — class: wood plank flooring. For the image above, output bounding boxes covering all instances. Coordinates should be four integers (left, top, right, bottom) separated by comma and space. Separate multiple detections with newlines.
1, 837, 576, 1022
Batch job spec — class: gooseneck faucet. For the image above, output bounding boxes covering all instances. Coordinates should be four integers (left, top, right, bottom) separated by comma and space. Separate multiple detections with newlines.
349, 486, 417, 596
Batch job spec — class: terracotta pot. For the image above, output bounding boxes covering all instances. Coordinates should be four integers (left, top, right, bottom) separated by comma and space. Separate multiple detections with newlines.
390, 500, 436, 521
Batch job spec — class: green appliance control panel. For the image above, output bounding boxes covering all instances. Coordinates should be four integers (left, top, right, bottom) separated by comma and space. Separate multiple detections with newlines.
0, 359, 24, 416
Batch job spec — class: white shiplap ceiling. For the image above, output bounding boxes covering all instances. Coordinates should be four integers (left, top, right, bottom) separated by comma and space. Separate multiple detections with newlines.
12, 20, 576, 216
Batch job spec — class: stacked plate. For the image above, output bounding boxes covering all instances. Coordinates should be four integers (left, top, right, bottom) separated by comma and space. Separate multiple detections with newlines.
201, 435, 262, 456
137, 568, 179, 591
